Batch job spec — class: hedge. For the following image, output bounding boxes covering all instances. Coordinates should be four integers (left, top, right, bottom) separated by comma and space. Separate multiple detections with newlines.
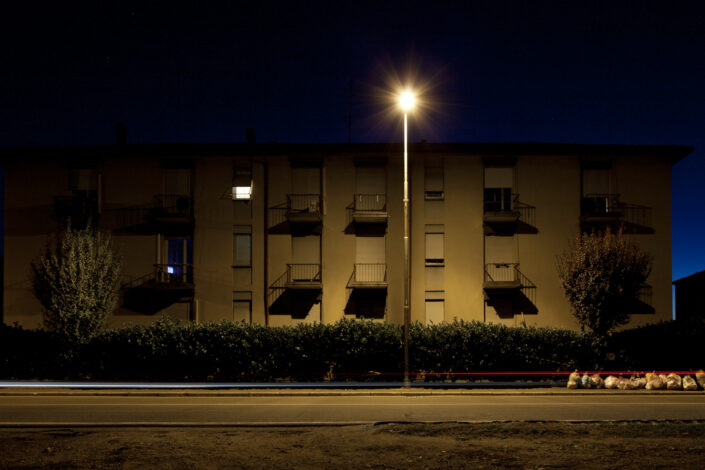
1, 318, 607, 381
608, 318, 705, 371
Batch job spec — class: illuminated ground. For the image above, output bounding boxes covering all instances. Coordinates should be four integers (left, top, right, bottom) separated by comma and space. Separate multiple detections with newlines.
2, 422, 705, 469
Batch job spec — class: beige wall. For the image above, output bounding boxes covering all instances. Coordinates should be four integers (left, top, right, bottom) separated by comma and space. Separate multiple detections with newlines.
2, 149, 676, 331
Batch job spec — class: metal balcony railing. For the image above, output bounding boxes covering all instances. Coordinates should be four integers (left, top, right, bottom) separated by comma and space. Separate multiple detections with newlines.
53, 195, 100, 225
269, 194, 322, 228
153, 194, 192, 217
581, 193, 653, 230
353, 194, 386, 212
349, 263, 387, 285
483, 193, 536, 227
287, 263, 322, 283
581, 193, 621, 217
267, 263, 322, 307
484, 263, 536, 303
287, 194, 321, 214
484, 263, 521, 284
121, 264, 194, 290
155, 263, 194, 284
622, 202, 653, 228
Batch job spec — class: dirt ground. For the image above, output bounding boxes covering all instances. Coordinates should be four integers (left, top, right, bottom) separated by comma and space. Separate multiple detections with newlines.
1, 422, 705, 469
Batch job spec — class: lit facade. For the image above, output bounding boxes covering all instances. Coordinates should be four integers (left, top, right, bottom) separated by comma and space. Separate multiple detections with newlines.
1, 142, 692, 330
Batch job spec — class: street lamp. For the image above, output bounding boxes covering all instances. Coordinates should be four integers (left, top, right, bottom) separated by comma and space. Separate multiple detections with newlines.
399, 89, 415, 387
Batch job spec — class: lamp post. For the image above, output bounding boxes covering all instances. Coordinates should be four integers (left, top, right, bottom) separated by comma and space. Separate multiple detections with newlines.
399, 90, 415, 388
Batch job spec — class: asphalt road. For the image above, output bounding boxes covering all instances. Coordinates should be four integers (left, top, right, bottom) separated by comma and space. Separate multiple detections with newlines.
3, 393, 705, 425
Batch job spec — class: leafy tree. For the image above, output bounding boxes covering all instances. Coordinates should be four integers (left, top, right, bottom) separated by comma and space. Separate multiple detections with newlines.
31, 224, 122, 344
556, 227, 651, 336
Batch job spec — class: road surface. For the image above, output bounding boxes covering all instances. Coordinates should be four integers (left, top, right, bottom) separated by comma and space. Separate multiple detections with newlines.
2, 392, 705, 425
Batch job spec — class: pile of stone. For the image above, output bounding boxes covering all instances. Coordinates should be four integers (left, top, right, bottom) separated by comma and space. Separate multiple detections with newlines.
566, 370, 705, 390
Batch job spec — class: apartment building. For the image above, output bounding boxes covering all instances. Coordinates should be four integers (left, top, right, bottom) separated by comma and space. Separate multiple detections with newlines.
1, 142, 692, 330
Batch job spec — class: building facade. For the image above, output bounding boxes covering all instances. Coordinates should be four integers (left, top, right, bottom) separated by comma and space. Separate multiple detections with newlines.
673, 270, 705, 321
1, 142, 692, 330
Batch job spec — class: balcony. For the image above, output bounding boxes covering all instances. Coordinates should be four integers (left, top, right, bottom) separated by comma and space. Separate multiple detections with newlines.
107, 194, 193, 236
347, 263, 387, 289
268, 263, 322, 317
483, 193, 537, 234
483, 263, 538, 316
121, 264, 194, 315
345, 263, 387, 318
581, 194, 653, 234
350, 194, 388, 224
53, 194, 99, 228
269, 194, 322, 234
483, 263, 523, 292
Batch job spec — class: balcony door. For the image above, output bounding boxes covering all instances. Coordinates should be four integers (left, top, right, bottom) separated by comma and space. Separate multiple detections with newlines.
484, 167, 513, 212
292, 235, 320, 281
485, 235, 515, 281
355, 236, 385, 282
354, 165, 386, 212
581, 167, 614, 214
164, 237, 193, 282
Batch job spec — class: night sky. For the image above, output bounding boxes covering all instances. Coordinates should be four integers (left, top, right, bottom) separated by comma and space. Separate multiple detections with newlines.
1, 0, 704, 283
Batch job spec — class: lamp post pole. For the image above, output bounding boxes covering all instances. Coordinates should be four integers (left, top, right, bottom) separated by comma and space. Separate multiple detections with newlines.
398, 89, 415, 388
403, 111, 410, 388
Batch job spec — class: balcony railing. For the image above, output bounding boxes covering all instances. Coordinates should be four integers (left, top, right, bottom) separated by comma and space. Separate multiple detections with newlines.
484, 262, 535, 288
622, 202, 652, 229
483, 193, 536, 227
155, 263, 194, 284
287, 263, 322, 283
287, 194, 321, 215
483, 263, 536, 304
581, 193, 653, 231
581, 193, 621, 217
485, 263, 520, 283
121, 264, 194, 290
347, 263, 387, 288
348, 194, 388, 226
153, 194, 192, 217
268, 263, 322, 307
53, 195, 100, 226
269, 194, 322, 229
353, 194, 386, 212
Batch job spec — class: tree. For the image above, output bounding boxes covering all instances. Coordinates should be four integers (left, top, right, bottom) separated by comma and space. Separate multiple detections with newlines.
31, 224, 122, 344
556, 227, 652, 336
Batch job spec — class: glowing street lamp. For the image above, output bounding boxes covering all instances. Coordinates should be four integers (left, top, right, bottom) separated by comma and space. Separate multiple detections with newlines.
399, 88, 416, 387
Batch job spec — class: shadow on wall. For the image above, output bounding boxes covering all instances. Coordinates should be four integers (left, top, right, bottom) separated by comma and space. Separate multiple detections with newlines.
486, 291, 538, 318
269, 290, 321, 318
344, 290, 387, 319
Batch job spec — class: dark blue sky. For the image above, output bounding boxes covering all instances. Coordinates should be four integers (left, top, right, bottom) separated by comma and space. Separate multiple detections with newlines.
1, 0, 703, 280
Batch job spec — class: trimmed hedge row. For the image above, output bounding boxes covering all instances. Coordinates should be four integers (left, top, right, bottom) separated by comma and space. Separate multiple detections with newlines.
1, 318, 606, 381
609, 318, 705, 370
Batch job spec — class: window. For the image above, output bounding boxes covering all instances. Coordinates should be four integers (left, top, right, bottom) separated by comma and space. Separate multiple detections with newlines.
232, 168, 253, 200
164, 237, 193, 282
424, 165, 444, 200
581, 162, 615, 215
484, 167, 513, 212
233, 291, 252, 323
233, 225, 252, 267
425, 291, 445, 324
425, 224, 444, 266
